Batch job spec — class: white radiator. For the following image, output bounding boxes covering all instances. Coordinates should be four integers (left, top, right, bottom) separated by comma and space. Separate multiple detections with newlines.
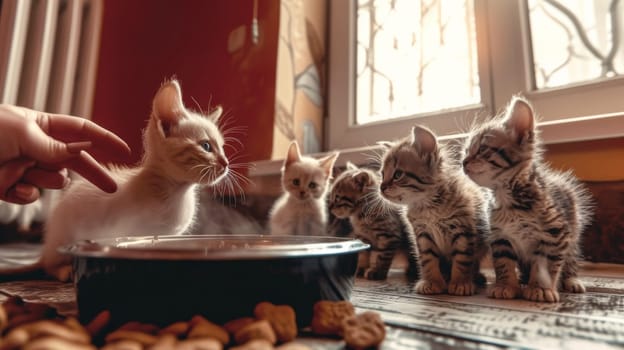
0, 0, 103, 231
0, 0, 103, 115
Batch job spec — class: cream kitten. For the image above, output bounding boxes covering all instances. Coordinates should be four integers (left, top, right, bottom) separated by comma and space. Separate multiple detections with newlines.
269, 141, 338, 236
38, 79, 229, 281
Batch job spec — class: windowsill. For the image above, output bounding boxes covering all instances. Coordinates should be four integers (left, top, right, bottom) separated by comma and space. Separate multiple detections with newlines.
249, 111, 624, 177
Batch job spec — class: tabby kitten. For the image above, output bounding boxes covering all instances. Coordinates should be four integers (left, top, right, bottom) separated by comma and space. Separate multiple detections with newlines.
329, 162, 419, 280
462, 96, 592, 302
269, 141, 338, 236
379, 125, 488, 296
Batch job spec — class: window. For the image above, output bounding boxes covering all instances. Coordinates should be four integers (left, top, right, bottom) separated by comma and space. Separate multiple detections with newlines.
356, 0, 481, 125
327, 0, 624, 152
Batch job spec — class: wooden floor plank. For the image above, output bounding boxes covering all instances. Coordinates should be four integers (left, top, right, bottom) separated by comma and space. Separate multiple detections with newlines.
351, 265, 624, 349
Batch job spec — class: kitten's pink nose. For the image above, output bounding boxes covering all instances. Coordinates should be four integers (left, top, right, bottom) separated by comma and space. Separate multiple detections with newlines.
217, 155, 229, 168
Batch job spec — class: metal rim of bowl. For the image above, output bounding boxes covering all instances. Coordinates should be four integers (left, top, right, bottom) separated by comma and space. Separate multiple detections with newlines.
59, 235, 370, 261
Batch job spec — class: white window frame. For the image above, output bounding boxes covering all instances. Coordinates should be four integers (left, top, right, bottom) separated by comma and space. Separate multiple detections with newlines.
326, 0, 624, 153
250, 0, 624, 176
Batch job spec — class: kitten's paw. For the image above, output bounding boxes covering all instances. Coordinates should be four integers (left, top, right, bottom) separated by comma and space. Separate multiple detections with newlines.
488, 284, 520, 299
523, 286, 560, 303
448, 281, 476, 296
364, 269, 388, 280
561, 278, 586, 293
415, 280, 446, 295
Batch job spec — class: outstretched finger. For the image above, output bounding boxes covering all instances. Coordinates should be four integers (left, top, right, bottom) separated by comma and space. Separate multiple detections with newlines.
60, 151, 117, 194
36, 112, 131, 159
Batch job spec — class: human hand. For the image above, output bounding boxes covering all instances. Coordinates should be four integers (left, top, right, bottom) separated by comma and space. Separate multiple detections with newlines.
0, 104, 131, 204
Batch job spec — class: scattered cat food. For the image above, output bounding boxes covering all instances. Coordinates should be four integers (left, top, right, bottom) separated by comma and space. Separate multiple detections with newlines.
253, 302, 297, 343
342, 311, 386, 350
310, 300, 356, 336
223, 318, 255, 336
233, 320, 277, 346
187, 316, 230, 345
0, 297, 386, 349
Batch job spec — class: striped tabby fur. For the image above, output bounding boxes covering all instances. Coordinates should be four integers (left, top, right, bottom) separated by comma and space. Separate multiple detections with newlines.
379, 126, 488, 296
462, 96, 593, 302
329, 162, 419, 280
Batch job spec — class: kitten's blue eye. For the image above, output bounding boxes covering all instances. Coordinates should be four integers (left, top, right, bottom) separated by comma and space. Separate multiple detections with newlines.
293, 179, 300, 186
393, 170, 404, 180
200, 141, 212, 152
309, 182, 317, 189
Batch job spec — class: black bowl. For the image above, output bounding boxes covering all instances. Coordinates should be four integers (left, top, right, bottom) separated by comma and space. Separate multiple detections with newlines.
61, 235, 369, 328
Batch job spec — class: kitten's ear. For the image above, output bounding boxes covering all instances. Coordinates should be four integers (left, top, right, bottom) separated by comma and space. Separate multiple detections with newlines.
376, 141, 393, 149
410, 125, 437, 154
284, 141, 301, 168
346, 161, 358, 171
153, 80, 186, 137
208, 105, 223, 123
319, 151, 340, 177
504, 97, 535, 144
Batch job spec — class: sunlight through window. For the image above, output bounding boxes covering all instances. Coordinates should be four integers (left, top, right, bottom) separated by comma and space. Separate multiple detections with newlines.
356, 0, 480, 125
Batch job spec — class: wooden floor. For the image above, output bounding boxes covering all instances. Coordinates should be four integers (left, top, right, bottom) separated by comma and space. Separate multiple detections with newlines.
352, 265, 624, 350
0, 244, 623, 349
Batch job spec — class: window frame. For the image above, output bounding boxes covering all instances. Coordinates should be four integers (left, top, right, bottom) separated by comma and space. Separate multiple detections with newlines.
325, 0, 624, 152
250, 0, 624, 177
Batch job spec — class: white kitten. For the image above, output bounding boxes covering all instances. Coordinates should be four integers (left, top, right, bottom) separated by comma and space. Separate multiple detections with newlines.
35, 79, 229, 281
268, 141, 338, 236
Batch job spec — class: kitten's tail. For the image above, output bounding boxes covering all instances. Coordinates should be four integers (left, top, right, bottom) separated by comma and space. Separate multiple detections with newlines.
0, 261, 47, 281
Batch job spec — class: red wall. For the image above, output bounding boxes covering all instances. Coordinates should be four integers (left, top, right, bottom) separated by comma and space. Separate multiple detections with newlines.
91, 0, 279, 165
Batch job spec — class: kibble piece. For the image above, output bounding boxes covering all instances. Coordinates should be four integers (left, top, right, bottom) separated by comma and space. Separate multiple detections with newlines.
187, 317, 229, 345
147, 334, 178, 350
175, 337, 223, 350
85, 310, 111, 337
342, 312, 386, 350
23, 336, 97, 350
275, 342, 312, 350
64, 317, 90, 338
223, 317, 255, 336
310, 300, 355, 336
230, 338, 274, 350
158, 321, 190, 337
101, 339, 143, 350
0, 327, 30, 349
254, 302, 297, 343
105, 329, 158, 346
234, 320, 277, 345
21, 320, 91, 344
